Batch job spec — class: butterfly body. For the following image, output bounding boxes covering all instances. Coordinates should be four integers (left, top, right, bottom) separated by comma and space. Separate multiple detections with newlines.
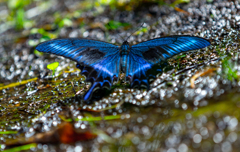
36, 35, 210, 102
120, 41, 130, 73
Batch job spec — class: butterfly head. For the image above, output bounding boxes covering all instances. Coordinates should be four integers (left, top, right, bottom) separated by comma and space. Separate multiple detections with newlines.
120, 41, 130, 55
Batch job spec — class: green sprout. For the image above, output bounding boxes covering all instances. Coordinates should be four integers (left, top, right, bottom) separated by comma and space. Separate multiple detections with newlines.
0, 130, 18, 134
47, 62, 59, 77
135, 27, 148, 35
170, 0, 190, 7
105, 20, 130, 30
2, 143, 37, 152
7, 0, 32, 30
221, 57, 238, 81
216, 46, 238, 82
58, 18, 73, 28
30, 28, 56, 39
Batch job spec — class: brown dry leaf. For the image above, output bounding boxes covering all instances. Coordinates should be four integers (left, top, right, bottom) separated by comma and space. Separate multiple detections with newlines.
16, 36, 28, 44
58, 122, 97, 143
190, 68, 217, 88
37, 84, 52, 90
76, 17, 85, 24
5, 122, 97, 148
89, 22, 106, 30
42, 24, 54, 31
78, 108, 101, 112
174, 7, 191, 15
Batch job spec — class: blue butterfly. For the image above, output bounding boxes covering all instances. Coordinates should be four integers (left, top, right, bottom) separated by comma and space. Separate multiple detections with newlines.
36, 35, 210, 102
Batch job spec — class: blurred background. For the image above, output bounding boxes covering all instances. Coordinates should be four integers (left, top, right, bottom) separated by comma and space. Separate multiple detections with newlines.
1, 0, 240, 152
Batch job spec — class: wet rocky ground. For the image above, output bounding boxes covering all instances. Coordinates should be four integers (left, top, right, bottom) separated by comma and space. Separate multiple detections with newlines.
1, 0, 240, 151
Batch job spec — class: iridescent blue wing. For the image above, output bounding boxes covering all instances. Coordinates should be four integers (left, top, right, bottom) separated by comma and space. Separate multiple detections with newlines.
78, 52, 120, 101
36, 38, 120, 102
131, 36, 211, 64
126, 52, 154, 89
36, 39, 119, 66
128, 36, 211, 88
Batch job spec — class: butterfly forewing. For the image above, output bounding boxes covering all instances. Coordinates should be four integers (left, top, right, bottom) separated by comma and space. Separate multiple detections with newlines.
36, 38, 121, 102
131, 36, 211, 64
128, 35, 211, 88
36, 38, 119, 66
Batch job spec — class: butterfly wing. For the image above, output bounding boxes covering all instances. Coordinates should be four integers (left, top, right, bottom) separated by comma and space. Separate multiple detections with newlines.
36, 38, 120, 102
126, 52, 154, 89
78, 52, 121, 101
128, 36, 211, 88
36, 38, 119, 66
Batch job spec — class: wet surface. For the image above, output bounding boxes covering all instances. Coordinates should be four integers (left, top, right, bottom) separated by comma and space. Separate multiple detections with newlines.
1, 0, 240, 151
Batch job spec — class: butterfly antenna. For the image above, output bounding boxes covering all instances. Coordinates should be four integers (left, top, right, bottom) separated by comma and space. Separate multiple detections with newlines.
125, 23, 145, 41
107, 23, 125, 42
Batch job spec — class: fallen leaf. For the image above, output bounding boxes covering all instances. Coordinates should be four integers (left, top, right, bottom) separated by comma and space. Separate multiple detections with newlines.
174, 7, 191, 15
190, 68, 216, 88
5, 122, 97, 148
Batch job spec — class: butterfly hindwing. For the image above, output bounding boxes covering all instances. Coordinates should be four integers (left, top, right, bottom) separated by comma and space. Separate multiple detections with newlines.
36, 38, 120, 102
126, 52, 153, 89
128, 36, 211, 88
79, 52, 121, 101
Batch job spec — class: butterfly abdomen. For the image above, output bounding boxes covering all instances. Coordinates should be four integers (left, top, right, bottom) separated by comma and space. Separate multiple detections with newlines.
120, 41, 131, 73
120, 55, 128, 73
